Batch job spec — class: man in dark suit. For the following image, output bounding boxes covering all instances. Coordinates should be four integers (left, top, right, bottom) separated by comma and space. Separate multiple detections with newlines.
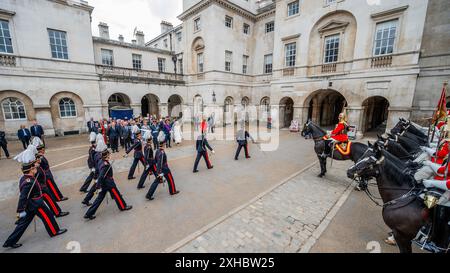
193, 133, 215, 173
17, 125, 31, 150
0, 130, 9, 159
87, 118, 96, 133
107, 121, 120, 153
30, 120, 45, 146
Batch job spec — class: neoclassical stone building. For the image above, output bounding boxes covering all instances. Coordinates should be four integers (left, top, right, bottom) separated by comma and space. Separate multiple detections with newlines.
0, 0, 448, 138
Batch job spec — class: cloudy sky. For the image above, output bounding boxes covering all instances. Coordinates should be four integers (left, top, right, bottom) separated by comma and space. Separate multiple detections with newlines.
87, 0, 183, 42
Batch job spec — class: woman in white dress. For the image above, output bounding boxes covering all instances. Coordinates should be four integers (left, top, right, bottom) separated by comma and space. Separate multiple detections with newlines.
173, 118, 182, 145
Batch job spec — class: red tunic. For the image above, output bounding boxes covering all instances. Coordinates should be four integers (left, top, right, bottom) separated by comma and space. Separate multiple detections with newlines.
431, 141, 449, 165
330, 122, 349, 143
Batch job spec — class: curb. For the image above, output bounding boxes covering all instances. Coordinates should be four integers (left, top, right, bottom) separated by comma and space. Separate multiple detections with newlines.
164, 161, 319, 253
298, 179, 357, 253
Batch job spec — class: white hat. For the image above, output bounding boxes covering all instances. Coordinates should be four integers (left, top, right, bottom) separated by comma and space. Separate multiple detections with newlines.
14, 145, 38, 171
95, 134, 107, 152
89, 132, 97, 143
143, 130, 152, 141
31, 137, 43, 148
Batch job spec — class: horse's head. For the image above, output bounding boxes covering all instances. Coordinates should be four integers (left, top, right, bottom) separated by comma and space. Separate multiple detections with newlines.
347, 142, 384, 180
301, 120, 312, 138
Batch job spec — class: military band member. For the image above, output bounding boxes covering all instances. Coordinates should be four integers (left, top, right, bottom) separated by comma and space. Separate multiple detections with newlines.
235, 128, 255, 160
34, 138, 68, 202
82, 134, 106, 206
125, 131, 145, 180
193, 133, 215, 173
146, 142, 179, 200
80, 132, 98, 193
137, 133, 158, 189
3, 147, 67, 249
84, 149, 132, 220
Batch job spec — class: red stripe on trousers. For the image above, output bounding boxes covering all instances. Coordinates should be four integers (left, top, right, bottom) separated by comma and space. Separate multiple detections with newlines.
447, 180, 450, 190
38, 208, 57, 236
205, 152, 211, 168
167, 173, 175, 193
111, 188, 125, 210
43, 193, 59, 216
47, 179, 61, 201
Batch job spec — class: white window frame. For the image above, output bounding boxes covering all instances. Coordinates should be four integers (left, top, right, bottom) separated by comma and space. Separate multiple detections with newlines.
243, 23, 250, 35
178, 59, 183, 74
101, 49, 114, 66
225, 51, 232, 72
163, 39, 168, 48
264, 54, 273, 74
373, 19, 398, 56
265, 21, 274, 33
158, 57, 166, 72
197, 53, 204, 73
59, 97, 77, 118
285, 43, 296, 67
261, 97, 270, 113
194, 17, 201, 32
176, 32, 182, 42
323, 34, 340, 63
48, 29, 68, 60
225, 16, 233, 28
0, 19, 13, 54
287, 1, 300, 17
132, 54, 142, 70
2, 97, 27, 121
242, 55, 249, 74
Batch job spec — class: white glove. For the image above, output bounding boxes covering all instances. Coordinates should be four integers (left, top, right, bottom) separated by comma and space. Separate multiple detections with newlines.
211, 150, 216, 154
158, 174, 164, 178
18, 212, 26, 218
424, 147, 435, 157
91, 168, 95, 172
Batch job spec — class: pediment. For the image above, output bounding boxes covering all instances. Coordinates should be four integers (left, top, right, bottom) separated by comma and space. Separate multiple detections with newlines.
318, 20, 349, 34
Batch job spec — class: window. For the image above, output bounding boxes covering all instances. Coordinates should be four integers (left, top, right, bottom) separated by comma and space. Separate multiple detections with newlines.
264, 54, 273, 74
287, 1, 300, 16
2, 98, 26, 120
285, 43, 296, 67
194, 17, 201, 31
242, 55, 249, 74
158, 58, 166, 72
374, 20, 398, 56
225, 16, 233, 28
243, 23, 250, 35
265, 21, 274, 33
0, 20, 13, 53
225, 51, 232, 72
324, 34, 340, 63
101, 49, 114, 66
132, 54, 142, 70
178, 59, 183, 74
197, 53, 204, 73
261, 97, 270, 113
163, 39, 168, 48
176, 32, 182, 42
224, 97, 233, 112
59, 98, 77, 118
48, 29, 68, 59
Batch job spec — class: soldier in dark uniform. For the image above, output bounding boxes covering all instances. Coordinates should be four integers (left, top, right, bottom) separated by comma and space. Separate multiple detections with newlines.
35, 139, 68, 202
137, 134, 158, 189
145, 142, 179, 200
3, 147, 67, 249
193, 133, 215, 173
125, 131, 145, 180
80, 132, 97, 193
234, 128, 255, 160
82, 134, 105, 206
84, 149, 132, 220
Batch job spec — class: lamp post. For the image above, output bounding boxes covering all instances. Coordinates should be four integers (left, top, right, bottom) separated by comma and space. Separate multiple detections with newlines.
212, 91, 216, 104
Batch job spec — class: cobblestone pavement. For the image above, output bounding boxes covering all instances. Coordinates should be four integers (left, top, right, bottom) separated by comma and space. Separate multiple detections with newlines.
172, 161, 354, 253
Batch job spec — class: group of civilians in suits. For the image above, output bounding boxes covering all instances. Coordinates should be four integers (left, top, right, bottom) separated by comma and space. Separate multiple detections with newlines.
0, 119, 45, 159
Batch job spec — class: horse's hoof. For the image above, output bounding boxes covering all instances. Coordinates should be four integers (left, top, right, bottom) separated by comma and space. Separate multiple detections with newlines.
318, 174, 325, 178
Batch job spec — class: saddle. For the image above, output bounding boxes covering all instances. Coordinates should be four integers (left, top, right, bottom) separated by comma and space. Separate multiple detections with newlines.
323, 136, 352, 156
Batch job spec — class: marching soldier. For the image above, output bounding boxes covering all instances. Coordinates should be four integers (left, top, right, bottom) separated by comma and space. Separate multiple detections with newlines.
193, 133, 215, 173
80, 132, 97, 193
146, 142, 179, 200
34, 138, 68, 202
84, 148, 132, 220
3, 146, 67, 249
125, 131, 145, 180
81, 134, 106, 206
137, 132, 158, 189
235, 128, 255, 160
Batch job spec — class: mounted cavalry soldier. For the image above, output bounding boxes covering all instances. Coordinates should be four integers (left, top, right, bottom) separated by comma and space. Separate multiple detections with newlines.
3, 145, 67, 249
328, 112, 349, 146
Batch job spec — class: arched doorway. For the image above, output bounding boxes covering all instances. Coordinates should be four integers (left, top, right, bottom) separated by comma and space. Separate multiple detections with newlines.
224, 96, 234, 126
279, 97, 294, 128
141, 94, 159, 118
362, 96, 390, 133
108, 93, 130, 116
168, 94, 183, 118
306, 89, 347, 128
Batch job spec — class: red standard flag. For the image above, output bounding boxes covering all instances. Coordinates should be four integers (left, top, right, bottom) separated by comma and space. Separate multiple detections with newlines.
432, 83, 448, 124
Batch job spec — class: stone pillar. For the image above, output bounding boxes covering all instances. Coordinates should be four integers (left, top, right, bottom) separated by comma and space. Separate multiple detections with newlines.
387, 107, 412, 132
129, 103, 142, 118
346, 107, 364, 139
34, 105, 55, 136
159, 103, 168, 117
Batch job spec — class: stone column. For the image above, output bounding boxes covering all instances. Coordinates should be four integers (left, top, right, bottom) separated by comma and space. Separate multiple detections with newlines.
346, 106, 364, 139
387, 107, 412, 132
34, 105, 55, 136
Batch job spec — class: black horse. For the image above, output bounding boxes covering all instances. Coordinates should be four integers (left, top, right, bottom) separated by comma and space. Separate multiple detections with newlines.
301, 120, 371, 177
391, 118, 428, 140
347, 144, 427, 253
388, 133, 422, 155
377, 135, 415, 161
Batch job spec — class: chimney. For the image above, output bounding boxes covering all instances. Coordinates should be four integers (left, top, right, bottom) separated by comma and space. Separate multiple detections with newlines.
98, 22, 109, 39
118, 34, 124, 43
160, 20, 173, 34
131, 39, 137, 45
135, 30, 145, 46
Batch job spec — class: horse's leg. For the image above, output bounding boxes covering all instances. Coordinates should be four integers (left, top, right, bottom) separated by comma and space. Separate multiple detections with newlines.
317, 155, 326, 178
392, 230, 413, 253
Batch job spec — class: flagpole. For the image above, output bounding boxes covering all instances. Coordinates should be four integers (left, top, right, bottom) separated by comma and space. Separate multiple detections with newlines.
430, 82, 448, 144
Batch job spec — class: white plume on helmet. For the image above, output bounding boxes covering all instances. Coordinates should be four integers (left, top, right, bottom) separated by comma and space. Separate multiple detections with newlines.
95, 134, 107, 152
14, 144, 37, 164
143, 130, 152, 141
31, 137, 43, 148
89, 132, 97, 142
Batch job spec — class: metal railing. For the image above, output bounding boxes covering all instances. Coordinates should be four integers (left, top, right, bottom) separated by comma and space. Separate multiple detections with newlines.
96, 65, 184, 83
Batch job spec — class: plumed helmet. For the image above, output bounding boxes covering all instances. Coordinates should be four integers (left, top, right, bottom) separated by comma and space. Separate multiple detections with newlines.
143, 130, 152, 142
95, 135, 108, 152
14, 145, 38, 172
31, 137, 44, 150
89, 132, 97, 143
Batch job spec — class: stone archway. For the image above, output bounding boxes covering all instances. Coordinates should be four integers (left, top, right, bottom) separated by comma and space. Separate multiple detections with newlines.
279, 97, 294, 128
108, 93, 131, 116
141, 93, 159, 118
362, 96, 390, 134
0, 90, 35, 136
168, 94, 183, 118
305, 89, 347, 128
